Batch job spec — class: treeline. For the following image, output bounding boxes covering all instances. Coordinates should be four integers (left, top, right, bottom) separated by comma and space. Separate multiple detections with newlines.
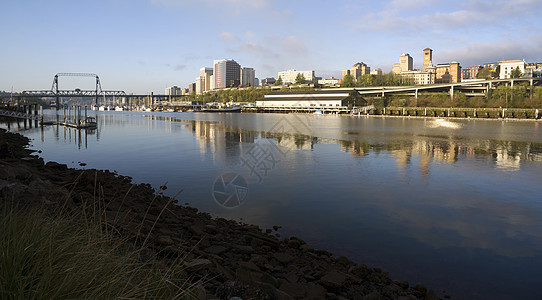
341, 72, 411, 87
366, 84, 542, 109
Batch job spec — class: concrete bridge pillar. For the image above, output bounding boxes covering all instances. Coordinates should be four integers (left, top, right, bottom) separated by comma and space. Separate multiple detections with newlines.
415, 89, 418, 99
450, 85, 454, 99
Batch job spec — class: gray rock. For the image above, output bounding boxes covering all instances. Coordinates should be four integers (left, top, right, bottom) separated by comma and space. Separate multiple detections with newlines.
184, 259, 212, 272
204, 224, 218, 234
204, 245, 228, 255
155, 235, 174, 246
287, 239, 301, 249
236, 245, 254, 254
238, 261, 261, 272
284, 271, 298, 283
362, 292, 382, 300
274, 253, 295, 264
279, 282, 307, 298
319, 271, 348, 288
305, 283, 327, 299
300, 244, 314, 252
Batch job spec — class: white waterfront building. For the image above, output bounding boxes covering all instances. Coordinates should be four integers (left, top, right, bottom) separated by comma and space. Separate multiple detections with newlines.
277, 69, 315, 84
256, 90, 362, 107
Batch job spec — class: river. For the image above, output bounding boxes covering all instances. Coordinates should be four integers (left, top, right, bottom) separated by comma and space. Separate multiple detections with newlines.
3, 111, 542, 299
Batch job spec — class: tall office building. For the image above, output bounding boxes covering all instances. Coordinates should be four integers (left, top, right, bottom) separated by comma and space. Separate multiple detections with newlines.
423, 48, 433, 71
240, 67, 256, 87
214, 59, 241, 89
351, 62, 370, 82
165, 86, 181, 95
198, 67, 213, 92
399, 53, 413, 72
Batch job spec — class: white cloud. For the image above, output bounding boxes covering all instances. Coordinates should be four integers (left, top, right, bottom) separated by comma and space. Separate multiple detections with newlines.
438, 35, 542, 66
355, 0, 541, 33
282, 35, 306, 54
174, 64, 186, 71
218, 32, 239, 42
244, 31, 256, 39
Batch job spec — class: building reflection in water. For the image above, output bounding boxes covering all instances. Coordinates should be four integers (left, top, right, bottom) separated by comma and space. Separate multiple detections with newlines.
337, 137, 542, 174
167, 118, 542, 174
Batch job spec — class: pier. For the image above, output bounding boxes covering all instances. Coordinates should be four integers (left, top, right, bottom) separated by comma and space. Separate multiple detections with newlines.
0, 104, 97, 129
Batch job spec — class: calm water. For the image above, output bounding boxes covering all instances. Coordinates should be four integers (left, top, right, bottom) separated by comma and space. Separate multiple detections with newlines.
3, 111, 542, 299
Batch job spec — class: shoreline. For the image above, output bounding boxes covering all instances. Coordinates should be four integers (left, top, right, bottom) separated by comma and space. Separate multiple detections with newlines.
0, 128, 443, 299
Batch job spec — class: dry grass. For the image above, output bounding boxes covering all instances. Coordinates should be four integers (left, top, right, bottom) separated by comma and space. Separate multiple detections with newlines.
0, 202, 196, 299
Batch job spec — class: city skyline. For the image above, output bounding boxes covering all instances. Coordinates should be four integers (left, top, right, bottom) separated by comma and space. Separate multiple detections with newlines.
1, 0, 541, 94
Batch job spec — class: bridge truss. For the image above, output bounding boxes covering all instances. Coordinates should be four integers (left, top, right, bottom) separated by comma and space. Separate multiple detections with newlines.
20, 73, 126, 105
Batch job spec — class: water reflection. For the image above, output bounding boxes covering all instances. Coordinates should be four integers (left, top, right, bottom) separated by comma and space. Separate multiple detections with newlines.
4, 112, 542, 299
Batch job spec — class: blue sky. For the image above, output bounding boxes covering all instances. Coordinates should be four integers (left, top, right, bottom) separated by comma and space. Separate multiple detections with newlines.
1, 0, 541, 94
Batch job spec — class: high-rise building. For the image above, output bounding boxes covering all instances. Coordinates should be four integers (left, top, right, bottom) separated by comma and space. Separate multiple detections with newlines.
214, 59, 241, 89
240, 67, 256, 87
351, 62, 370, 82
399, 53, 413, 72
188, 83, 196, 94
165, 86, 181, 95
423, 48, 433, 71
196, 67, 213, 93
195, 76, 205, 95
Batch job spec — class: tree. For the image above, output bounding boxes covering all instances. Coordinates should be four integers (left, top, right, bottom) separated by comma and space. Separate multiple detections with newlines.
476, 67, 491, 79
275, 76, 283, 86
295, 73, 306, 85
341, 74, 355, 87
511, 66, 522, 79
361, 74, 374, 87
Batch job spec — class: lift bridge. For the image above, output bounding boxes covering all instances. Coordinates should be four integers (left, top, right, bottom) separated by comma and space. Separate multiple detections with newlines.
21, 73, 126, 107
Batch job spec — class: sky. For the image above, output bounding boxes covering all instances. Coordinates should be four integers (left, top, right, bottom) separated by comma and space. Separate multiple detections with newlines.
1, 0, 541, 94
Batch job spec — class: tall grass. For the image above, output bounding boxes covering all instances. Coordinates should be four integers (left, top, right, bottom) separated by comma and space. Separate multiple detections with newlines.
0, 205, 195, 299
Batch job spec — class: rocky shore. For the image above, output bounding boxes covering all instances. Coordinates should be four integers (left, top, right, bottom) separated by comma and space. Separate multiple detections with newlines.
0, 128, 443, 300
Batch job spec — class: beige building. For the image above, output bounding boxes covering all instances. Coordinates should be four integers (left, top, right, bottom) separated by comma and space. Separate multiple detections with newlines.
351, 62, 370, 82
400, 53, 413, 72
195, 67, 213, 95
435, 62, 461, 83
342, 62, 370, 83
392, 63, 402, 74
400, 70, 435, 85
370, 69, 383, 76
423, 48, 433, 71
392, 53, 413, 74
